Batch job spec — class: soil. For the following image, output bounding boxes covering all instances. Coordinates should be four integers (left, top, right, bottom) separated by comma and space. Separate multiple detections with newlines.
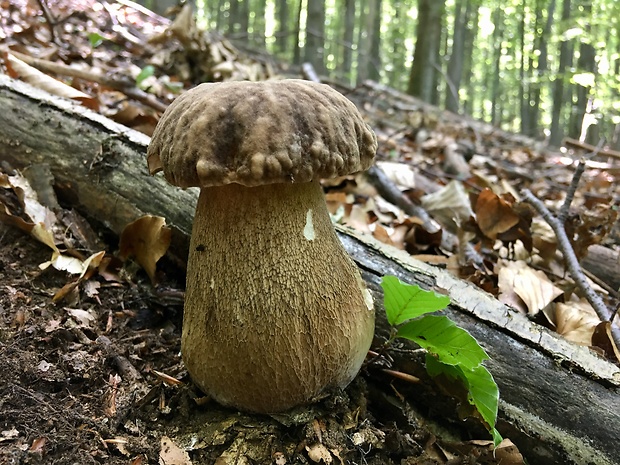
0, 222, 512, 465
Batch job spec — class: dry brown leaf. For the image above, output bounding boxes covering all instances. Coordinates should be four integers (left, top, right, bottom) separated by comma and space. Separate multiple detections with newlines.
420, 180, 473, 232
344, 204, 371, 234
553, 301, 599, 345
119, 215, 171, 284
376, 161, 416, 189
306, 443, 332, 464
497, 260, 563, 315
592, 321, 620, 361
474, 188, 520, 240
29, 437, 46, 454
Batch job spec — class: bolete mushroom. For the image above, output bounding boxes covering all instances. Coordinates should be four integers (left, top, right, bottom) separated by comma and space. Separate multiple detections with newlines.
147, 79, 377, 413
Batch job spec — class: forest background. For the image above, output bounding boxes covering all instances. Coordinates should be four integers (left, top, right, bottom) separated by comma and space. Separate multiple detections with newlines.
138, 0, 620, 151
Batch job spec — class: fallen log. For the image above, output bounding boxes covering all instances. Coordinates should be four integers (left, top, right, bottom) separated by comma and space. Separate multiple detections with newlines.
1, 75, 619, 465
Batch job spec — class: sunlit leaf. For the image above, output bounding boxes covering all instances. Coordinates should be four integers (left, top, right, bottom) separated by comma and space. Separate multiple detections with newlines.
88, 32, 103, 48
136, 65, 155, 87
396, 315, 488, 370
381, 276, 450, 326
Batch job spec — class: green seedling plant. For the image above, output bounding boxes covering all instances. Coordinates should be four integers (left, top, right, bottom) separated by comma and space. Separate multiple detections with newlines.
380, 275, 502, 446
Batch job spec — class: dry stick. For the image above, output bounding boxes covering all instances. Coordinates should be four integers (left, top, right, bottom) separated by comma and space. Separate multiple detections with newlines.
563, 137, 620, 160
8, 50, 168, 113
557, 157, 587, 224
521, 189, 620, 349
558, 139, 603, 223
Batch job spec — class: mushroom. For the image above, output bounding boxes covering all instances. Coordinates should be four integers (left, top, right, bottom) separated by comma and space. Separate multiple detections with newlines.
147, 79, 377, 413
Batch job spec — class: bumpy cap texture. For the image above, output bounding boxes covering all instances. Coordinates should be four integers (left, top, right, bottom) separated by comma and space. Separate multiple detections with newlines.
147, 79, 377, 187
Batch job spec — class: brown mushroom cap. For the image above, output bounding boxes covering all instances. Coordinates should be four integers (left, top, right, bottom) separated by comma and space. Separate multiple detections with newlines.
147, 79, 377, 188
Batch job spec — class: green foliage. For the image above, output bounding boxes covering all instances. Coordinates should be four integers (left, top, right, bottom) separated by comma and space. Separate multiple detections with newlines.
136, 65, 155, 88
88, 32, 103, 48
381, 275, 502, 447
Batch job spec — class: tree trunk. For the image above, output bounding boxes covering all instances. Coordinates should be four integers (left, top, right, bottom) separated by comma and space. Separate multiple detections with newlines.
445, 0, 466, 113
368, 0, 383, 82
341, 0, 356, 83
528, 0, 556, 138
490, 7, 504, 126
461, 1, 479, 115
303, 0, 326, 74
549, 0, 572, 146
251, 0, 267, 48
1, 75, 620, 465
407, 0, 446, 101
357, 0, 380, 84
570, 2, 596, 141
275, 0, 290, 55
293, 0, 303, 64
518, 1, 529, 135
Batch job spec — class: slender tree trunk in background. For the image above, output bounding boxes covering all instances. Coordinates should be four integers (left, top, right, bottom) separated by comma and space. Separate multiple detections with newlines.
528, 0, 556, 138
407, 0, 446, 101
229, 0, 240, 34
252, 0, 267, 48
446, 0, 469, 113
386, 2, 407, 89
293, 0, 303, 64
570, 2, 596, 141
357, 0, 379, 84
490, 7, 504, 126
275, 0, 290, 55
341, 0, 356, 82
239, 0, 249, 37
518, 1, 530, 135
304, 0, 326, 74
549, 0, 572, 146
461, 2, 479, 115
368, 0, 383, 82
527, 1, 544, 135
215, 0, 225, 31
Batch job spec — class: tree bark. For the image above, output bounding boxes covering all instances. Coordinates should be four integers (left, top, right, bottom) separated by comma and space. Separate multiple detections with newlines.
341, 0, 356, 82
1, 75, 619, 465
303, 0, 326, 74
549, 0, 573, 146
407, 0, 445, 101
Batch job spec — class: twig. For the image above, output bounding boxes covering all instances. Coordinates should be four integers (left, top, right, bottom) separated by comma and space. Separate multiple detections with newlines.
7, 50, 168, 113
521, 189, 620, 349
34, 0, 57, 43
557, 158, 587, 224
563, 137, 620, 160
558, 139, 603, 223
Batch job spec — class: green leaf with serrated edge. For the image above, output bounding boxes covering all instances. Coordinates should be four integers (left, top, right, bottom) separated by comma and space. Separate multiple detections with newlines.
396, 315, 488, 370
381, 275, 450, 326
426, 355, 502, 447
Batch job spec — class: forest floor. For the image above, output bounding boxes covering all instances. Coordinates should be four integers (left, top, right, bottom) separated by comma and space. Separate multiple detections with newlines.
1, 1, 619, 464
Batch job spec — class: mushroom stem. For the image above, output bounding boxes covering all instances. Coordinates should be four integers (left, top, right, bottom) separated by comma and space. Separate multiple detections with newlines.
182, 180, 375, 413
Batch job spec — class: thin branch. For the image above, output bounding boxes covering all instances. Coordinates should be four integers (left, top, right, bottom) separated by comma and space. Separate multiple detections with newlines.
558, 139, 603, 223
522, 189, 620, 349
563, 137, 620, 160
7, 50, 168, 113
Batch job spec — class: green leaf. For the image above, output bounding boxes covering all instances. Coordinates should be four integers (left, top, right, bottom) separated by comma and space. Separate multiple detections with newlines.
396, 315, 488, 370
136, 65, 155, 87
426, 355, 502, 447
381, 275, 450, 326
88, 32, 103, 48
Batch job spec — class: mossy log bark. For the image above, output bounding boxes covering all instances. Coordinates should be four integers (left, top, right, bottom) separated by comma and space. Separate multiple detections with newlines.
1, 75, 619, 465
